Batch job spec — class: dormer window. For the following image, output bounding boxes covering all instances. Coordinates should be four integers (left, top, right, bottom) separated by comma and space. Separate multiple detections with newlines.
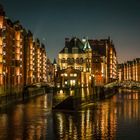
72, 47, 78, 53
64, 47, 68, 53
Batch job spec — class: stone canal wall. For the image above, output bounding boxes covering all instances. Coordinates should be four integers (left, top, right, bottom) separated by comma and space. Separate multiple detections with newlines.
0, 87, 45, 108
53, 86, 118, 110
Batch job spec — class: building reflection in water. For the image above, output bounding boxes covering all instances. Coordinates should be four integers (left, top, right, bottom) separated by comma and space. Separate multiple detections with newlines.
53, 105, 117, 140
53, 88, 117, 140
0, 89, 140, 139
117, 89, 140, 120
0, 93, 52, 140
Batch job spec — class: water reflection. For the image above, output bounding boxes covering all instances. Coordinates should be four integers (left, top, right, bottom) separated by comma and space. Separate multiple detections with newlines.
53, 88, 140, 139
0, 89, 140, 139
117, 89, 140, 120
53, 100, 117, 140
53, 88, 95, 109
0, 93, 52, 140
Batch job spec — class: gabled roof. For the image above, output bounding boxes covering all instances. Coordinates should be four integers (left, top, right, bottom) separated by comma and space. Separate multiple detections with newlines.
59, 37, 85, 54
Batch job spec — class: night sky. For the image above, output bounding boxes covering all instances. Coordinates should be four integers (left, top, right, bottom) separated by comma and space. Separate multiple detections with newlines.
0, 0, 140, 63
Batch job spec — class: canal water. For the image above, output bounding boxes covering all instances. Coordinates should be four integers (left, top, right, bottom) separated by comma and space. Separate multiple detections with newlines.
0, 88, 140, 140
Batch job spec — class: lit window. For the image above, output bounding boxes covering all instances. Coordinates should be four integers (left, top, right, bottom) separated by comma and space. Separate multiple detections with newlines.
3, 51, 6, 55
70, 58, 74, 63
3, 60, 6, 63
70, 74, 73, 77
70, 80, 76, 86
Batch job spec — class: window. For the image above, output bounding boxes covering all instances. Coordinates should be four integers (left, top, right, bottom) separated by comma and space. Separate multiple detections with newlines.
0, 55, 2, 62
70, 74, 73, 77
67, 58, 70, 64
79, 58, 83, 64
76, 58, 79, 63
65, 48, 68, 53
72, 47, 78, 53
70, 80, 76, 86
2, 51, 6, 55
79, 67, 83, 71
0, 64, 2, 74
0, 38, 2, 45
70, 58, 74, 63
61, 58, 65, 63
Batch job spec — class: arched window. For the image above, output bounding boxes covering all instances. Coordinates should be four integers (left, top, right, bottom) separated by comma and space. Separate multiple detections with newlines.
61, 58, 65, 63
67, 58, 70, 64
79, 58, 83, 63
76, 58, 79, 63
86, 58, 89, 62
71, 58, 74, 63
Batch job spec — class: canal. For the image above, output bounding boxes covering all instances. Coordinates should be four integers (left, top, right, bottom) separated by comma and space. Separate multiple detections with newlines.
0, 88, 140, 140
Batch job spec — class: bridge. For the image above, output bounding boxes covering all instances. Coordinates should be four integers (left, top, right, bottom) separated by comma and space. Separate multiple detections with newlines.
117, 81, 140, 88
104, 81, 140, 89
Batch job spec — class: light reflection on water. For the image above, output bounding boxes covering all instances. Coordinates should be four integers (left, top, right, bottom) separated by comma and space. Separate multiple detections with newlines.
0, 94, 53, 140
0, 89, 140, 139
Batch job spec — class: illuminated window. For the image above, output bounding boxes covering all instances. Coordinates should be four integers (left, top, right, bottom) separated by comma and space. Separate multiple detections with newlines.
3, 51, 6, 55
70, 74, 73, 77
86, 58, 89, 62
0, 64, 2, 74
0, 55, 2, 62
3, 60, 5, 63
70, 80, 76, 86
1, 19, 5, 29
0, 38, 2, 45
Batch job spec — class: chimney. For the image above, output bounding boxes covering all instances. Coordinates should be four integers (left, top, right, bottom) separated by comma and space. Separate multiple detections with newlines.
65, 38, 69, 47
0, 4, 5, 16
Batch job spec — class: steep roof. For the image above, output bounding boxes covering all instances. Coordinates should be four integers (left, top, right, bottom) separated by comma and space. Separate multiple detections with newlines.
59, 37, 85, 54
